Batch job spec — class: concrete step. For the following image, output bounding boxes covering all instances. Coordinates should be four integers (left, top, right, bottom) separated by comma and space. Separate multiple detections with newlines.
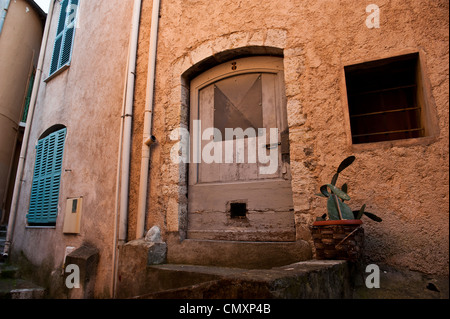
132, 260, 353, 299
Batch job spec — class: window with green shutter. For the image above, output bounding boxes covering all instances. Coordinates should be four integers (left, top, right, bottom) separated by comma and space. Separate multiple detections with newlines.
49, 0, 79, 77
27, 128, 67, 226
21, 69, 36, 123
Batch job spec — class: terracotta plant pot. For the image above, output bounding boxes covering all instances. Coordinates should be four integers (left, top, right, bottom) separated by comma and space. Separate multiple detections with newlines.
311, 219, 364, 261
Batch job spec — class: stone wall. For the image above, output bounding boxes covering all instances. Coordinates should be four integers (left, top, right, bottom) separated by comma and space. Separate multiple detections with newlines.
130, 0, 448, 276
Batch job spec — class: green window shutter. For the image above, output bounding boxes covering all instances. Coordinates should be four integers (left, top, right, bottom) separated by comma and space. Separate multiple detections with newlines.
49, 0, 68, 75
56, 0, 69, 35
60, 0, 78, 66
21, 70, 36, 123
49, 35, 63, 75
49, 0, 79, 76
27, 128, 67, 225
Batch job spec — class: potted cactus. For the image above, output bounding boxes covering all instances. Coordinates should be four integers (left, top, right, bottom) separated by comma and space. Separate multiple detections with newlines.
311, 156, 382, 261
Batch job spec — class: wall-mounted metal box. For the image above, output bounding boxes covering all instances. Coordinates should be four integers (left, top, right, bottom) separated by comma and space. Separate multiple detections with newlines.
63, 197, 83, 234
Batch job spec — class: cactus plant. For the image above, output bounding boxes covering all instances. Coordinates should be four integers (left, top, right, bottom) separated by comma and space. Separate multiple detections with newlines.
316, 156, 382, 223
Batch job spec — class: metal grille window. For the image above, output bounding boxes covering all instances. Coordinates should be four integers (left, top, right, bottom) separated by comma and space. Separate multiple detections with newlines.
49, 0, 79, 76
27, 128, 67, 226
345, 53, 425, 144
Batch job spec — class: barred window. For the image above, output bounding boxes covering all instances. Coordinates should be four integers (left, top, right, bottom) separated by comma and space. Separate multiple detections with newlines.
345, 53, 425, 144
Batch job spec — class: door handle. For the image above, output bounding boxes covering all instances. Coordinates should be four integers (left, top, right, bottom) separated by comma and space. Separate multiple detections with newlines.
265, 142, 281, 150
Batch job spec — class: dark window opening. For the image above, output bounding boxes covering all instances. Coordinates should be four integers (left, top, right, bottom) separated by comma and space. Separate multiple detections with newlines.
345, 53, 425, 144
28, 222, 57, 227
39, 124, 67, 140
230, 202, 247, 219
72, 199, 78, 213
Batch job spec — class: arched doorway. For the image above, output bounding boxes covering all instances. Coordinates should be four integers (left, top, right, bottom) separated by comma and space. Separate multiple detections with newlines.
187, 56, 295, 242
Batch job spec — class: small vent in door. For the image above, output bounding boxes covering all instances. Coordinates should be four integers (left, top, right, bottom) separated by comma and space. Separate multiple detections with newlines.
230, 202, 247, 219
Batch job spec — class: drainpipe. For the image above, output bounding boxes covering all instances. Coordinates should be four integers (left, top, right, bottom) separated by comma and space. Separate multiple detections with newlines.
0, 0, 11, 35
117, 0, 142, 244
3, 0, 55, 257
111, 0, 142, 298
136, 0, 161, 240
110, 37, 130, 298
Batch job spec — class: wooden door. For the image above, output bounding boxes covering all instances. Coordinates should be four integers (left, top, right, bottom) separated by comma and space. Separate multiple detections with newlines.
188, 57, 295, 242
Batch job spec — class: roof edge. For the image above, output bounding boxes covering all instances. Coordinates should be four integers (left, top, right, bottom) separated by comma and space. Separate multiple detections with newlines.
24, 0, 47, 21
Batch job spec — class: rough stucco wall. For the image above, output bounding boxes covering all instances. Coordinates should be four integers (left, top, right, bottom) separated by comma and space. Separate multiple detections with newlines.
306, 0, 449, 275
0, 0, 43, 220
11, 0, 133, 298
131, 0, 448, 276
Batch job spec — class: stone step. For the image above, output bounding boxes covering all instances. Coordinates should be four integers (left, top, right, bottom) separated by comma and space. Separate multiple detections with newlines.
117, 237, 316, 298
132, 260, 353, 299
0, 239, 5, 255
0, 265, 18, 279
0, 278, 46, 299
0, 263, 46, 299
0, 226, 6, 252
166, 237, 312, 269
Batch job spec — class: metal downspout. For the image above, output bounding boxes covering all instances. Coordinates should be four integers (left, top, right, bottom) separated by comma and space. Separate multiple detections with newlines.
136, 0, 161, 240
118, 0, 143, 244
111, 0, 142, 298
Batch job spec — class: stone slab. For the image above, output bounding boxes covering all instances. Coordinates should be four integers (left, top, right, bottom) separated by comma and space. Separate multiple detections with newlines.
167, 235, 312, 269
133, 260, 352, 299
